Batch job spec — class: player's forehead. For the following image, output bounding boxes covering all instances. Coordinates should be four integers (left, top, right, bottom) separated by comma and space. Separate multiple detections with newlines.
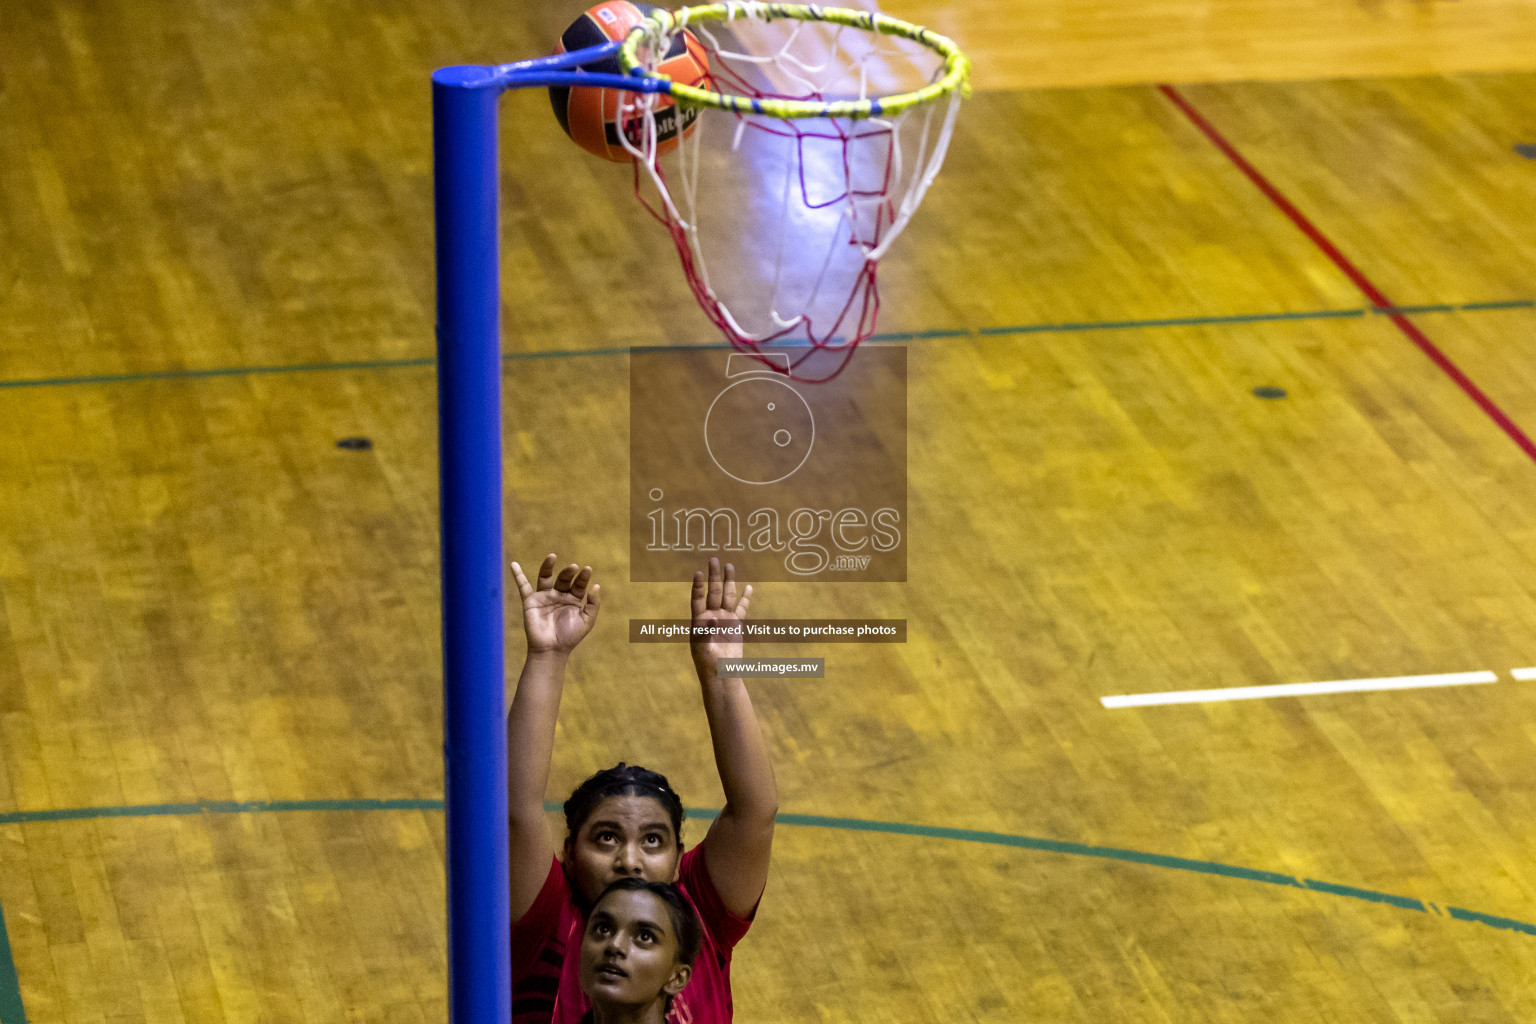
593, 889, 671, 934
582, 794, 675, 835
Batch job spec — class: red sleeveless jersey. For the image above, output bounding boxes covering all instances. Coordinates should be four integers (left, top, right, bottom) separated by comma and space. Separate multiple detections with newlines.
511, 844, 754, 1024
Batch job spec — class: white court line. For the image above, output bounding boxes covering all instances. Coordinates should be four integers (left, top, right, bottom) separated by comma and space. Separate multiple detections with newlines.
1512, 667, 1536, 681
1101, 671, 1499, 709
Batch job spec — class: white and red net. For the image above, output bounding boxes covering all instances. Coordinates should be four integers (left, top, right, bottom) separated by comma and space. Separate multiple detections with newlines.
618, 6, 963, 381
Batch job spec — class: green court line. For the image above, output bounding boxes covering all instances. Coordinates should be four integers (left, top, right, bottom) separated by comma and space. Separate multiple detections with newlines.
5, 798, 1531, 936
0, 356, 436, 390
0, 900, 21, 1024
1447, 906, 1536, 937
0, 798, 441, 824
975, 307, 1367, 335
1297, 878, 1425, 912
863, 328, 971, 341
3, 796, 1530, 1022
1372, 304, 1457, 315
2, 300, 1529, 391
1460, 300, 1535, 311
770, 811, 1310, 889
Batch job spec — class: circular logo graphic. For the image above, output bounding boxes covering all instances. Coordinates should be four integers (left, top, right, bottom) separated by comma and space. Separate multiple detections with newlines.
704, 376, 815, 485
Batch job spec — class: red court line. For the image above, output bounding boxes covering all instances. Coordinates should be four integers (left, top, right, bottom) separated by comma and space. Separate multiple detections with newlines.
1157, 83, 1536, 465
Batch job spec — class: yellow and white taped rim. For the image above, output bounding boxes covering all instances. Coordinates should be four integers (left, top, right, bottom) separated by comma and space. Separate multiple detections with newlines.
618, 2, 972, 120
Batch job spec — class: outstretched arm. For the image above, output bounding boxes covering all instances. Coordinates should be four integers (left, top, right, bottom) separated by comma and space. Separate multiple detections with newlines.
690, 558, 778, 919
508, 554, 601, 920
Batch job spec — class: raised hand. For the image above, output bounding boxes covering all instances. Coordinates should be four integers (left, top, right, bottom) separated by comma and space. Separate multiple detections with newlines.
688, 557, 776, 919
690, 557, 753, 678
511, 553, 602, 656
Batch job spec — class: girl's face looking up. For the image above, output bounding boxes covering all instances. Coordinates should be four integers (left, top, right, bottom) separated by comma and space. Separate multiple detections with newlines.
565, 795, 682, 904
579, 888, 692, 1011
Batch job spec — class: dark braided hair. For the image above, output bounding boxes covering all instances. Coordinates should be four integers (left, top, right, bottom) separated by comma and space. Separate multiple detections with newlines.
564, 763, 685, 849
592, 877, 702, 967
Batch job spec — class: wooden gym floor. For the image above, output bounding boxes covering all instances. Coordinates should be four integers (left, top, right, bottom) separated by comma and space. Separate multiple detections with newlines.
3, 0, 1536, 1020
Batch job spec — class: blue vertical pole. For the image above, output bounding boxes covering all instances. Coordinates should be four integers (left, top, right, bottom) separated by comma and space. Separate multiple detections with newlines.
433, 65, 509, 1024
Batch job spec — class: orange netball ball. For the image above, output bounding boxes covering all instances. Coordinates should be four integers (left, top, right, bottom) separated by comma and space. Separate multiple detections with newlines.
549, 2, 710, 163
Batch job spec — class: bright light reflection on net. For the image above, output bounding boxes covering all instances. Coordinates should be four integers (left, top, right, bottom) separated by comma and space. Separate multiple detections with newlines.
619, 9, 961, 381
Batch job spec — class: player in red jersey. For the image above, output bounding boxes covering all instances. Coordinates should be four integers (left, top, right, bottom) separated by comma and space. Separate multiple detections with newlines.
577, 879, 702, 1024
506, 554, 776, 1024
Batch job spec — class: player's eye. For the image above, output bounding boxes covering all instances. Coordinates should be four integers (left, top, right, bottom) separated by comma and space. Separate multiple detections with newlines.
637, 928, 656, 944
644, 834, 663, 847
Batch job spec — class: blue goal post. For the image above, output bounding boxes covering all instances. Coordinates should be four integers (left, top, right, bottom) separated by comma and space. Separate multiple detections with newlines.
433, 21, 965, 1016
431, 43, 651, 1024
